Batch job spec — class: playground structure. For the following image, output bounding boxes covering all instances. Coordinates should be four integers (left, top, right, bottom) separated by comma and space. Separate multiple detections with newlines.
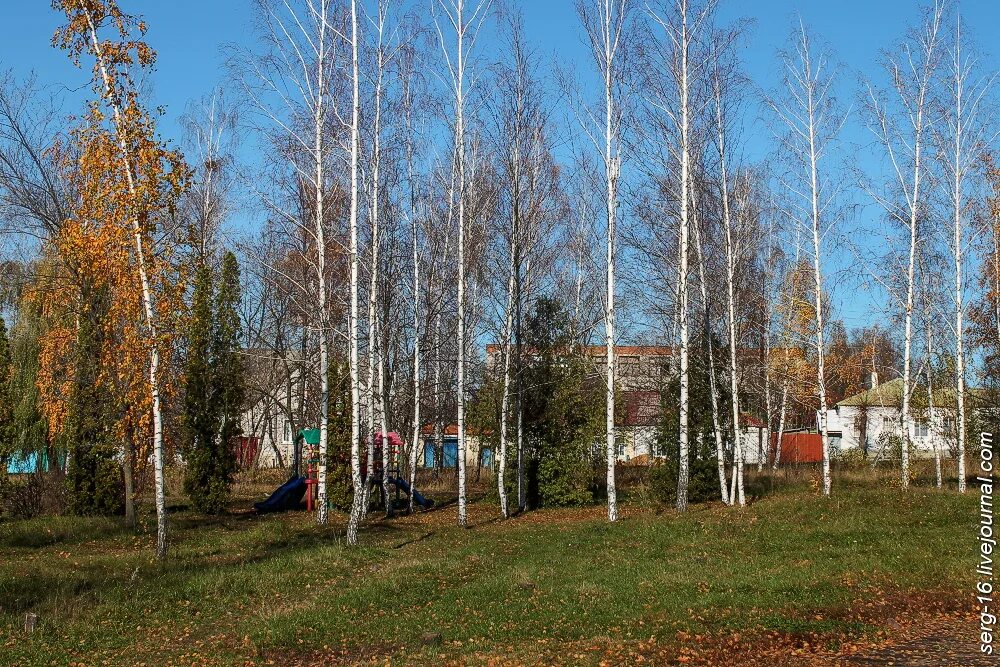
370, 432, 434, 513
252, 429, 315, 513
254, 429, 433, 514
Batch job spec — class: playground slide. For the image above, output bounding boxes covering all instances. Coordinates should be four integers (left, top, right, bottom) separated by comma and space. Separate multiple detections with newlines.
254, 475, 307, 513
389, 477, 434, 509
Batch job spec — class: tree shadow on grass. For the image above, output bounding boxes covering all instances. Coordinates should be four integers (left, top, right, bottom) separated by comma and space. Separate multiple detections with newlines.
0, 516, 128, 549
0, 512, 360, 616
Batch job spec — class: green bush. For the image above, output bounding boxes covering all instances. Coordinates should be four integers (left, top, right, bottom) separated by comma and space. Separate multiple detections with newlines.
488, 297, 603, 510
0, 474, 42, 519
66, 442, 124, 516
537, 447, 595, 507
836, 446, 867, 467
649, 455, 721, 506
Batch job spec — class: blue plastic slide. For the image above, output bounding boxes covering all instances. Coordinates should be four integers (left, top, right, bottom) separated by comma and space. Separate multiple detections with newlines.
254, 475, 307, 513
389, 476, 434, 509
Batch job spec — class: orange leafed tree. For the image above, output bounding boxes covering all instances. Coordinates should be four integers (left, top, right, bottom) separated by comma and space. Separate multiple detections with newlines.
976, 154, 1000, 360
51, 0, 190, 558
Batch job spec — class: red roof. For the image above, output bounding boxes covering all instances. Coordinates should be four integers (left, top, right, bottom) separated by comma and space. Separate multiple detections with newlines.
485, 344, 676, 357
420, 423, 490, 437
741, 413, 767, 429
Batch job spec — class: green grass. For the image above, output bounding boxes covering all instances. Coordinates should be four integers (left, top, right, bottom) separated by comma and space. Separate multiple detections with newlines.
0, 478, 977, 665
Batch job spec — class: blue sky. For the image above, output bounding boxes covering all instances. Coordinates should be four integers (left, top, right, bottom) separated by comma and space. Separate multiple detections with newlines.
5, 1, 996, 151
1, 0, 997, 333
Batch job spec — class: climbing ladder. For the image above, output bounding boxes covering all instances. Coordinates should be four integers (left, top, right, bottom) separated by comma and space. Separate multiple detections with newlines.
390, 434, 405, 512
374, 432, 405, 514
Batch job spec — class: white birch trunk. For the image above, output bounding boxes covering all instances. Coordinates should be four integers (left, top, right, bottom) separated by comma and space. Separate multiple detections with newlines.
434, 0, 477, 528
346, 0, 365, 545
498, 265, 515, 517
83, 9, 168, 559
925, 311, 940, 489
456, 21, 469, 529
603, 10, 619, 522
949, 21, 969, 493
409, 212, 421, 512
762, 289, 773, 474
808, 117, 830, 497
407, 89, 421, 513
866, 5, 942, 490
716, 91, 744, 507
313, 0, 331, 527
773, 366, 790, 470
367, 16, 390, 513
676, 0, 691, 513
691, 194, 730, 505
433, 309, 443, 474
796, 95, 832, 495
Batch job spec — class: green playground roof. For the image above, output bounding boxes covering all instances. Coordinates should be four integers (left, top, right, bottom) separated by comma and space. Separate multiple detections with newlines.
300, 428, 320, 445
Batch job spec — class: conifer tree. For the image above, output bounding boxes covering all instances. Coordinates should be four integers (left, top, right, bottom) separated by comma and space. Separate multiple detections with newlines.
65, 287, 122, 516
182, 265, 219, 512
0, 315, 13, 463
183, 251, 244, 514
212, 251, 244, 494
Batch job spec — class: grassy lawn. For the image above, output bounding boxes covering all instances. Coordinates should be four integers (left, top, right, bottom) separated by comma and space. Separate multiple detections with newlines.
0, 475, 977, 665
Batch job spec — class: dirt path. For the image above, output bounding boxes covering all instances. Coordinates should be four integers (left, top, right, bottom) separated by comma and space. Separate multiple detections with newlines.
835, 615, 992, 667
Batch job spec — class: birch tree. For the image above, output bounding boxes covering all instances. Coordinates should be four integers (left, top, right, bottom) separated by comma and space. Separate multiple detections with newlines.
493, 13, 528, 518
54, 0, 190, 559
645, 0, 718, 511
363, 0, 392, 515
864, 1, 944, 489
489, 9, 564, 516
397, 28, 426, 513
690, 180, 730, 504
769, 20, 845, 496
435, 0, 491, 528
346, 0, 365, 544
236, 0, 345, 527
709, 33, 747, 506
577, 0, 630, 522
936, 12, 994, 493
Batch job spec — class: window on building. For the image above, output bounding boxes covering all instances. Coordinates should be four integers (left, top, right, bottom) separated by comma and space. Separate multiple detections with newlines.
283, 419, 293, 444
914, 420, 929, 438
619, 355, 640, 374
944, 417, 956, 434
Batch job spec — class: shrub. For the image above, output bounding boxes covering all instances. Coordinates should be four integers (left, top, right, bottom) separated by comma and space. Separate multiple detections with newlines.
0, 474, 42, 519
537, 447, 595, 507
649, 455, 721, 506
0, 473, 67, 519
66, 443, 124, 516
837, 446, 867, 467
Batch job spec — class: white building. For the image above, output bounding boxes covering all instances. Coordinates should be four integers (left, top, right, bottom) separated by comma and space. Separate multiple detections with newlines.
238, 349, 311, 469
738, 413, 770, 466
824, 377, 978, 458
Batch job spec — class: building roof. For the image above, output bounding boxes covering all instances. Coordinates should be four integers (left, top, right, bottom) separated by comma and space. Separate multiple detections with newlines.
420, 423, 490, 437
837, 378, 905, 407
484, 344, 676, 357
837, 378, 987, 409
